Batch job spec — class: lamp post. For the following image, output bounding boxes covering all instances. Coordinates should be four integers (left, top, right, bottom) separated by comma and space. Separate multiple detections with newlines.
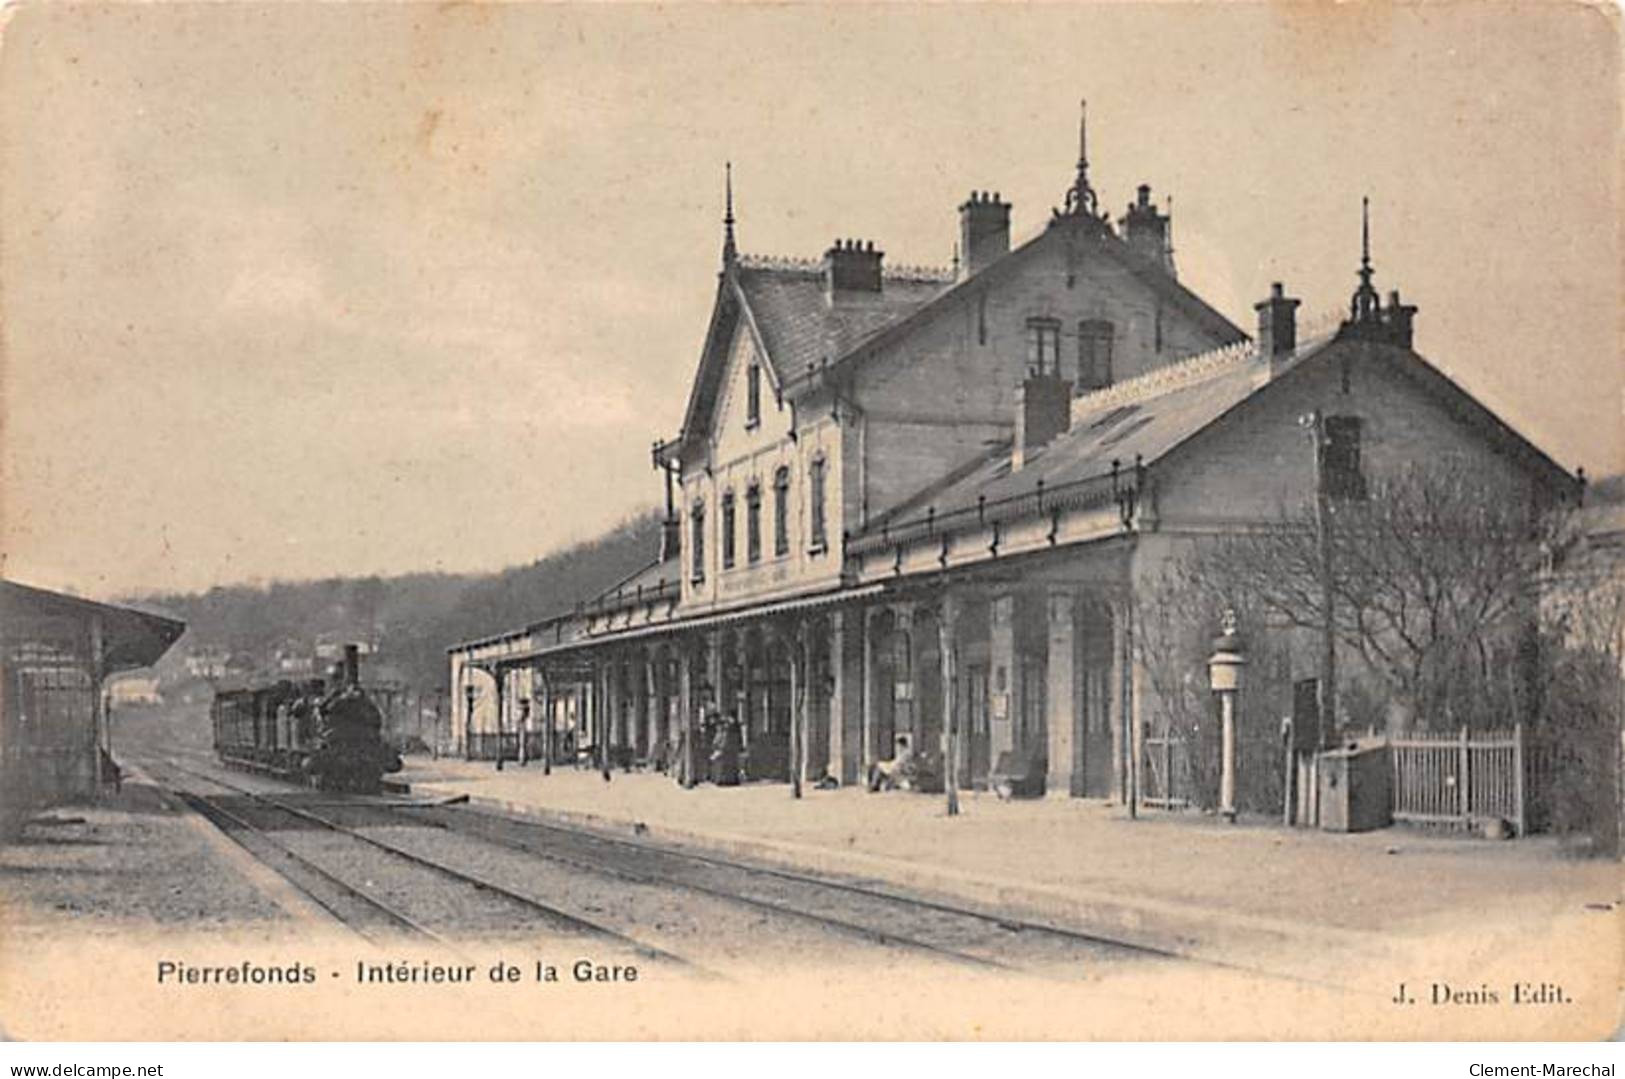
1208, 608, 1248, 824
517, 698, 531, 767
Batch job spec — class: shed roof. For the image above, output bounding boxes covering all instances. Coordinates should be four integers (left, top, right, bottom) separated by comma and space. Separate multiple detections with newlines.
0, 579, 186, 673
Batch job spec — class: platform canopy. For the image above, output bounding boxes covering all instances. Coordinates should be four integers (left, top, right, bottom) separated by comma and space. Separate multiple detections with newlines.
1, 579, 186, 673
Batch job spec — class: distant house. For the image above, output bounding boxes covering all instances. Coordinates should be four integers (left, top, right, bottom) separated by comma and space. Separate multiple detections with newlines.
274, 645, 316, 677
1, 580, 185, 838
108, 674, 162, 707
315, 637, 378, 662
184, 647, 229, 680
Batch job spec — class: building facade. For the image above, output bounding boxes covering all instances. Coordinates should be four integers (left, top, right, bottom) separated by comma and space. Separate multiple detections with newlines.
449, 114, 1575, 808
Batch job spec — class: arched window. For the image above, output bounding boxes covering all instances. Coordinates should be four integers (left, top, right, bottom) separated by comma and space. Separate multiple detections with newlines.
773, 467, 791, 557
809, 457, 828, 552
746, 482, 763, 564
746, 362, 762, 428
1078, 319, 1114, 390
690, 499, 706, 583
721, 490, 737, 569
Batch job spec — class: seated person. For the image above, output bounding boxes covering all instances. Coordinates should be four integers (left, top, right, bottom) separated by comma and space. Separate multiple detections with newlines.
866, 733, 917, 792
990, 744, 1045, 800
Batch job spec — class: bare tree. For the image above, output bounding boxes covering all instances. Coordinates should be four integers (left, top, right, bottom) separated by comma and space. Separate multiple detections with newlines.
1187, 460, 1573, 733
1132, 565, 1292, 814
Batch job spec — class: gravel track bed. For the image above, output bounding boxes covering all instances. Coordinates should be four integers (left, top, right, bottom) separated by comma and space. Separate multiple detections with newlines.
321, 805, 942, 969
140, 758, 594, 942
136, 750, 1162, 977
426, 807, 1163, 978
0, 779, 289, 936
219, 800, 558, 939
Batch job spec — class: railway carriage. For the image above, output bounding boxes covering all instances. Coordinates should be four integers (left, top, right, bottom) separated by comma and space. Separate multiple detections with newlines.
212, 644, 402, 793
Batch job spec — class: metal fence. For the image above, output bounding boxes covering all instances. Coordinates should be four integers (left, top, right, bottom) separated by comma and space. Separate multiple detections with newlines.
1389, 725, 1543, 834
464, 731, 571, 763
1137, 721, 1562, 836
1141, 733, 1191, 809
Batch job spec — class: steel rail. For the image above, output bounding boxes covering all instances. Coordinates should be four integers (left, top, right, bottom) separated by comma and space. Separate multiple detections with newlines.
480, 811, 1165, 956
437, 809, 1014, 971
461, 811, 1350, 992
139, 757, 445, 946
161, 758, 693, 970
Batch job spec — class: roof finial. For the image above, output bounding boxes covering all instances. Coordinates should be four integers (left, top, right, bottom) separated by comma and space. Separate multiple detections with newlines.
1349, 195, 1380, 323
722, 160, 738, 267
1078, 97, 1089, 178
1361, 195, 1371, 271
1062, 97, 1100, 219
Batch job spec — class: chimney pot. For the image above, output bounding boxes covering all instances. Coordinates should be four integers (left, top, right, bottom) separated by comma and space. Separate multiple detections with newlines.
1254, 281, 1302, 365
1119, 183, 1174, 274
1383, 288, 1418, 349
824, 238, 885, 298
958, 189, 1012, 281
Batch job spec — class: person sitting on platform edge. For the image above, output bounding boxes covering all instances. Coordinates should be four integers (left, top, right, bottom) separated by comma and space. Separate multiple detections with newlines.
866, 733, 916, 792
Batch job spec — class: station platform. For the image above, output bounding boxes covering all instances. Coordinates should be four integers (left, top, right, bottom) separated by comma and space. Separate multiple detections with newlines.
390, 756, 1621, 986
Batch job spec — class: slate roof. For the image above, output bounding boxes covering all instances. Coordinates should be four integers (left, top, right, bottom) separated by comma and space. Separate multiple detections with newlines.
591, 552, 683, 609
1580, 473, 1625, 542
807, 215, 1247, 394
733, 258, 950, 385
853, 329, 1339, 549
855, 309, 1581, 555
676, 213, 1245, 452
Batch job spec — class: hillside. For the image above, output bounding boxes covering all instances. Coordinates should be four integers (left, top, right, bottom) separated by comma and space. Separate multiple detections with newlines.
132, 512, 664, 693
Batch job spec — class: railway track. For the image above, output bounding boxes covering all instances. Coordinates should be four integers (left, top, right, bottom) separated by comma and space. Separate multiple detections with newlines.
409, 801, 1177, 977
138, 755, 693, 968
159, 774, 447, 945
141, 750, 1222, 980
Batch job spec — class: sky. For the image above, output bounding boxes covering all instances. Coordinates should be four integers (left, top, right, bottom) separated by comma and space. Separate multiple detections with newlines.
1, 3, 1618, 599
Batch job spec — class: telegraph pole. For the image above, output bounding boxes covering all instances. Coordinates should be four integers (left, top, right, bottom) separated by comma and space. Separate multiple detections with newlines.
1306, 408, 1337, 749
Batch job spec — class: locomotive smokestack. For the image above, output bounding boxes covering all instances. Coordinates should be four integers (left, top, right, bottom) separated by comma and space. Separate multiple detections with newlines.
343, 644, 360, 688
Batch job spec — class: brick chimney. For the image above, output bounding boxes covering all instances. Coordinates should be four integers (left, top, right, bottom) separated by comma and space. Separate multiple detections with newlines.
1385, 289, 1417, 349
1118, 184, 1174, 275
659, 515, 681, 564
1254, 281, 1301, 367
958, 191, 1010, 281
823, 239, 883, 301
1012, 373, 1073, 472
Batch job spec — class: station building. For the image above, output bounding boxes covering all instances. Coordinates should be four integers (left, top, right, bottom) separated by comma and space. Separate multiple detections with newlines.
448, 113, 1574, 808
1, 579, 186, 838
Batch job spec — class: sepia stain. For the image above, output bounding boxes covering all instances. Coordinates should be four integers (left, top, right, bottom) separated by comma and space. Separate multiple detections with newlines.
1269, 0, 1398, 78
417, 108, 442, 154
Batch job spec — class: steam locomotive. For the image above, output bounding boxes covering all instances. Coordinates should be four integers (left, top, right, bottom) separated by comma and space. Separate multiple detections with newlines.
211, 644, 403, 793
